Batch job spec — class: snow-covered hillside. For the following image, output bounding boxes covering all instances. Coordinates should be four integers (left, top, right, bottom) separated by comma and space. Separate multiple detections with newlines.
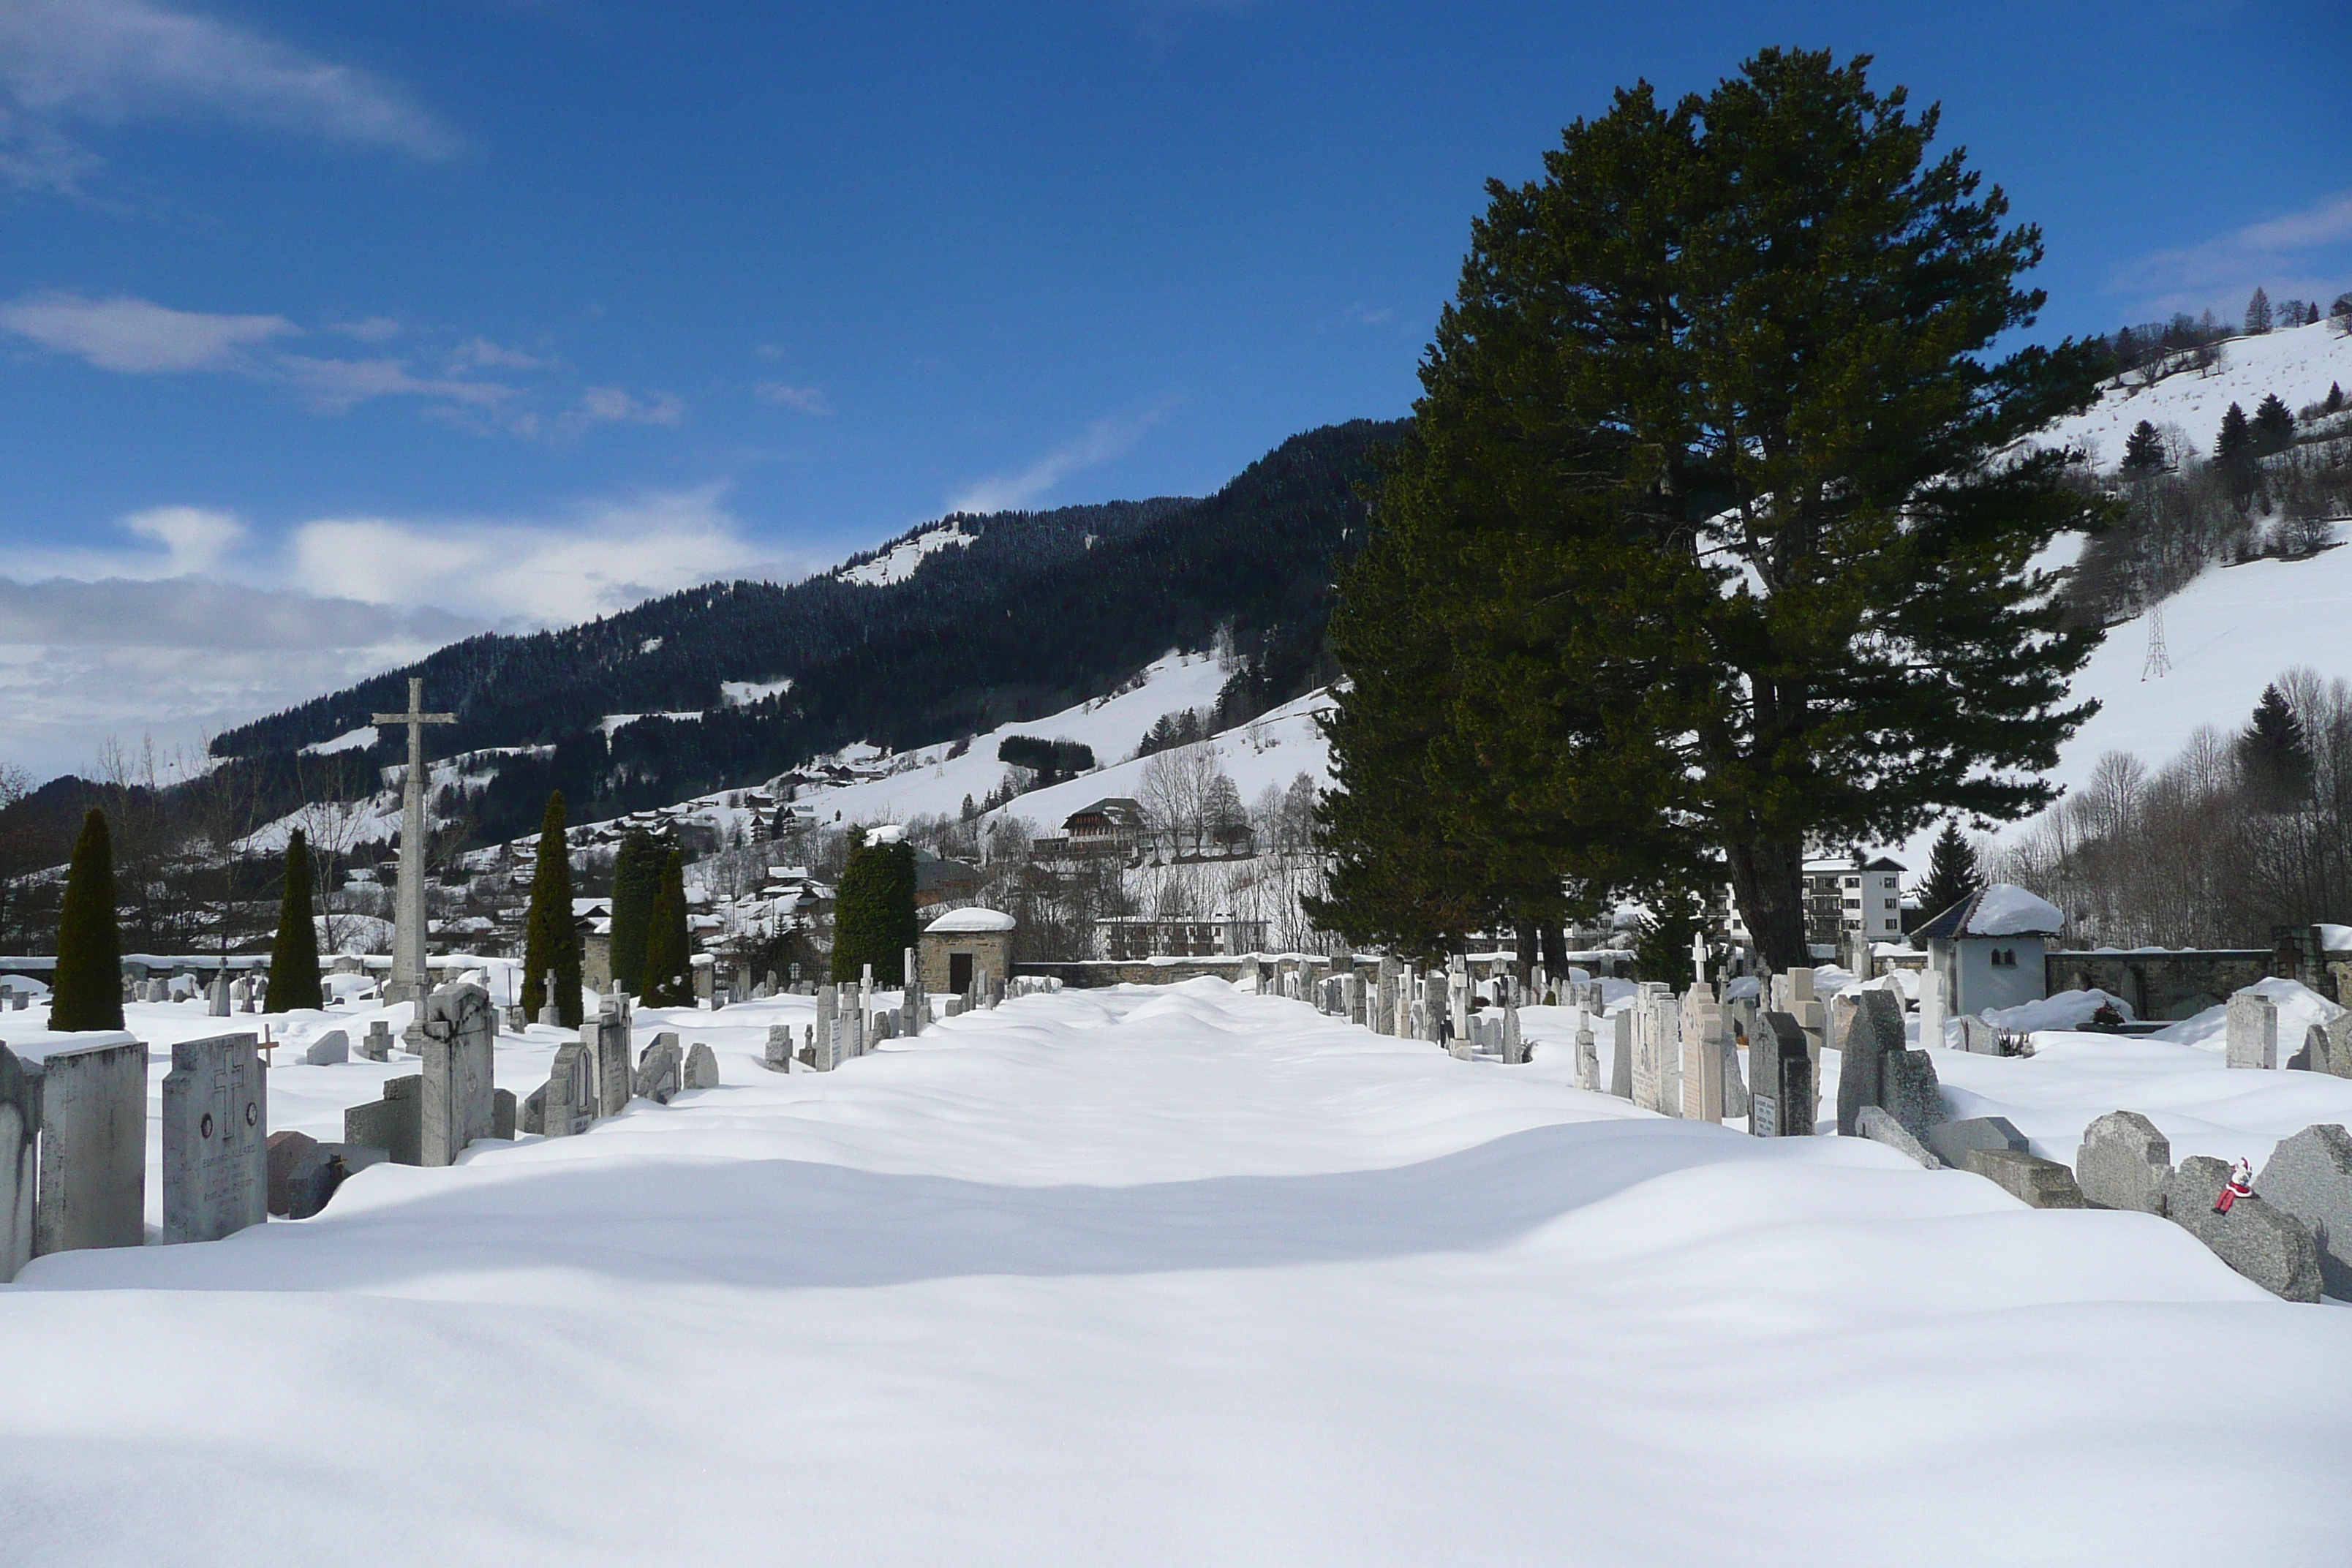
2040, 528, 2352, 797
2038, 315, 2352, 469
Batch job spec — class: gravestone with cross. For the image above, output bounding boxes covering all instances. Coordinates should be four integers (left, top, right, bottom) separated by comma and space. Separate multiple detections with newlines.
369, 677, 458, 1003
162, 1032, 268, 1244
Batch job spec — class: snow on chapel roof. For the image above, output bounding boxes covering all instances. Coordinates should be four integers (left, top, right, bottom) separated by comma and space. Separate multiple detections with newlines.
926, 905, 1016, 933
1915, 883, 2065, 941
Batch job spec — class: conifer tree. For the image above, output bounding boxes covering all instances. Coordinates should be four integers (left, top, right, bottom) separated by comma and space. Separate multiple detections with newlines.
606, 828, 661, 995
1913, 821, 1983, 927
49, 807, 124, 1031
2215, 402, 2253, 464
2237, 683, 2312, 810
830, 831, 919, 983
2244, 287, 2272, 336
2328, 383, 2345, 414
265, 829, 324, 1012
640, 846, 693, 1005
2250, 393, 2296, 455
1320, 49, 2107, 966
519, 791, 583, 1027
2120, 420, 2166, 472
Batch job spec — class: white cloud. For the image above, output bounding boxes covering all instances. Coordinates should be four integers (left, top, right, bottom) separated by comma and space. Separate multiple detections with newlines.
755, 381, 832, 415
331, 316, 403, 344
0, 0, 457, 191
947, 405, 1170, 515
573, 385, 686, 426
288, 487, 776, 624
0, 290, 294, 371
276, 354, 516, 415
2112, 190, 2352, 316
448, 336, 542, 372
0, 486, 811, 778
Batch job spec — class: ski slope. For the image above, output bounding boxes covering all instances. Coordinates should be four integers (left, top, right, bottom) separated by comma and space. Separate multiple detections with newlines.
6, 980, 2349, 1566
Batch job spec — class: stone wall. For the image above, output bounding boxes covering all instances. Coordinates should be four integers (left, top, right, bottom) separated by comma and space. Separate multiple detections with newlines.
2044, 951, 2275, 1022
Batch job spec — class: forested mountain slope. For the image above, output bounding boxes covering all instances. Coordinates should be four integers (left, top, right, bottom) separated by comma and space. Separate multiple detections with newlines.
210, 418, 1401, 845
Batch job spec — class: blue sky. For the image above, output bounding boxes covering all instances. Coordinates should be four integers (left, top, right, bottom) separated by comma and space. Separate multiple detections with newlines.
0, 0, 2347, 777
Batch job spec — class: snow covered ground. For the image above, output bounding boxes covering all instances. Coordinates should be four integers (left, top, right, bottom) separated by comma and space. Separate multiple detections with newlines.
2038, 314, 2352, 469
5, 980, 2349, 1565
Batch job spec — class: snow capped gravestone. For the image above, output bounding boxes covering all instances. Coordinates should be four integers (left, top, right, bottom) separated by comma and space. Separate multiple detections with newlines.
2226, 991, 2279, 1070
2170, 1155, 2321, 1301
162, 1032, 268, 1245
1610, 1008, 1634, 1099
207, 973, 231, 1018
1574, 1009, 1599, 1091
1, 1044, 37, 1283
304, 1029, 349, 1066
2255, 1124, 2352, 1299
2076, 1112, 2173, 1215
813, 985, 838, 1071
763, 1022, 795, 1074
419, 983, 497, 1168
1881, 1047, 1946, 1144
358, 1021, 393, 1062
684, 1043, 719, 1090
34, 1036, 147, 1256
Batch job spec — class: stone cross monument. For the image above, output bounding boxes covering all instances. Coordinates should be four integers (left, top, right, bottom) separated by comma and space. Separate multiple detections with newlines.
372, 676, 456, 1003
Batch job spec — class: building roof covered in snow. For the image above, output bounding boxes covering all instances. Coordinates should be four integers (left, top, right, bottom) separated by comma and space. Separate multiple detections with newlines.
926, 905, 1016, 933
1913, 883, 2065, 941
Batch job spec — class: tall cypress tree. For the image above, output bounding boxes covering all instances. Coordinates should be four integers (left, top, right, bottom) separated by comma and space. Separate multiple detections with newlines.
606, 829, 661, 995
830, 832, 919, 983
1322, 49, 2106, 967
519, 791, 583, 1027
266, 829, 325, 1012
640, 846, 693, 1005
50, 807, 124, 1031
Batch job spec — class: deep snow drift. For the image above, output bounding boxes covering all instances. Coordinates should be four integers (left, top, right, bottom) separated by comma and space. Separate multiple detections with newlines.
4, 981, 2348, 1566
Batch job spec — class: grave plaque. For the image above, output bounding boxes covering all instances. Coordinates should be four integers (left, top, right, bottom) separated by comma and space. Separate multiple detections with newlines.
1836, 990, 1906, 1137
34, 1035, 147, 1255
304, 1029, 350, 1066
684, 1042, 720, 1090
633, 1035, 684, 1104
162, 1032, 268, 1244
592, 1011, 633, 1117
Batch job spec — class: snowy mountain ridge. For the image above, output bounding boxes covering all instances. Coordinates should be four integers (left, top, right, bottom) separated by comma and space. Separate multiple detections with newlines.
2038, 314, 2352, 470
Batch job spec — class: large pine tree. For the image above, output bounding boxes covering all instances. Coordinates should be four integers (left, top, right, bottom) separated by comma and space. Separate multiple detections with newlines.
606, 828, 662, 996
49, 808, 124, 1032
829, 831, 919, 984
266, 829, 325, 1012
2215, 402, 2253, 464
640, 846, 694, 1005
519, 791, 583, 1027
1319, 49, 2106, 966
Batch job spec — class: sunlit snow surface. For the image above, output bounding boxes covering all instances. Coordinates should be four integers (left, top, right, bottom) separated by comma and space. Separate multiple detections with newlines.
5, 982, 2349, 1566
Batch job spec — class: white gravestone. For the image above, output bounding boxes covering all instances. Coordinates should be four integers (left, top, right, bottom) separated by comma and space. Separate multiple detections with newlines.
1678, 987, 1725, 1124
2226, 991, 2278, 1069
1917, 967, 1947, 1051
34, 1036, 147, 1255
162, 1032, 267, 1244
418, 982, 497, 1166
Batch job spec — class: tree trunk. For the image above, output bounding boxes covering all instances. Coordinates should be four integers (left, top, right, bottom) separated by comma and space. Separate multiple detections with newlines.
1539, 922, 1567, 977
1513, 921, 1539, 981
1726, 839, 1809, 970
